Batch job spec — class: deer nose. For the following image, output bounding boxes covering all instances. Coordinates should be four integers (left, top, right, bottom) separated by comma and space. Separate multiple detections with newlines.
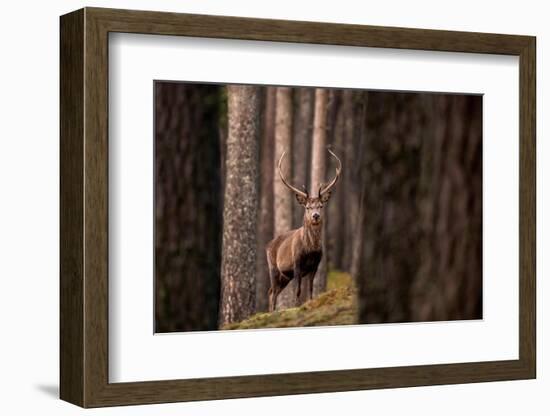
312, 213, 320, 221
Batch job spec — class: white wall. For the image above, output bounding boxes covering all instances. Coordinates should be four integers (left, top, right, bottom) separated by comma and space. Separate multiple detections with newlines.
0, 0, 545, 414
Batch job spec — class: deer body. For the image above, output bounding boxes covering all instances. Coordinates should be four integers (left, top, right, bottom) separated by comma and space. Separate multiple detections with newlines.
266, 223, 322, 311
267, 150, 341, 312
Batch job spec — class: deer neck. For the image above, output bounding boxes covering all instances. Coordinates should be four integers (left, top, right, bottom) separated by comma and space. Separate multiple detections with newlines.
301, 221, 323, 252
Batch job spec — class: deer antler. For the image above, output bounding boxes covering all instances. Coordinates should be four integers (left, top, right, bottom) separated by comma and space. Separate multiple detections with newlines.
278, 151, 308, 198
319, 149, 342, 197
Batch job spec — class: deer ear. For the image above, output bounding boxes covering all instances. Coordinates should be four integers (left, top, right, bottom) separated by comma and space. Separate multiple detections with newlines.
320, 191, 332, 203
295, 193, 308, 206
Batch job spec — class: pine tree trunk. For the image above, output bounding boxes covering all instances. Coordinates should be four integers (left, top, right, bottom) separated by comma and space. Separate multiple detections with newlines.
349, 92, 368, 277
155, 82, 222, 332
219, 85, 261, 325
355, 92, 426, 323
326, 90, 345, 271
342, 89, 361, 272
273, 87, 295, 309
410, 95, 482, 321
255, 87, 276, 313
310, 88, 329, 296
354, 92, 482, 324
292, 88, 314, 228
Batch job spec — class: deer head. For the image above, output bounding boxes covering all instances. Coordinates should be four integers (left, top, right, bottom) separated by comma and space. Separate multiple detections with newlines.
278, 149, 342, 227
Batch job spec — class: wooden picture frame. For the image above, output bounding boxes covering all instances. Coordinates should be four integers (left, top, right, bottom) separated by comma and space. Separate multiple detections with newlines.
60, 7, 536, 408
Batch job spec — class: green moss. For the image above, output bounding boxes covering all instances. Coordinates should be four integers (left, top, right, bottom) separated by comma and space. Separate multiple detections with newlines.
222, 271, 358, 330
327, 270, 353, 290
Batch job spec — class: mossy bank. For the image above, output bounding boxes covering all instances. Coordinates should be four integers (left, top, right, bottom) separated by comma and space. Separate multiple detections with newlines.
222, 271, 358, 330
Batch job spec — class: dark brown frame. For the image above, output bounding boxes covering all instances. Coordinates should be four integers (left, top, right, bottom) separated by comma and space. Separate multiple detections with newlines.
60, 7, 536, 408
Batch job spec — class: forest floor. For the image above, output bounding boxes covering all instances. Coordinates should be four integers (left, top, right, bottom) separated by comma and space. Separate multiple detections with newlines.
222, 271, 358, 330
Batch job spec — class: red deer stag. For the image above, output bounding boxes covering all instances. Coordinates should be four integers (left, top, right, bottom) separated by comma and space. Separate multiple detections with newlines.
266, 149, 342, 311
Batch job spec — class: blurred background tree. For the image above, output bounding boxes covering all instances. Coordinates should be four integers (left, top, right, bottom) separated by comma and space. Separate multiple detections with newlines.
273, 87, 295, 310
310, 88, 330, 297
154, 82, 222, 332
255, 87, 276, 313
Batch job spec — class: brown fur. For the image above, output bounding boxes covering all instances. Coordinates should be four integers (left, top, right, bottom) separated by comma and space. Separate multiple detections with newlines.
266, 198, 328, 311
268, 149, 341, 311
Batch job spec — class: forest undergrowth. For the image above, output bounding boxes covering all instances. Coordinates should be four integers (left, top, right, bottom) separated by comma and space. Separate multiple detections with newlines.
222, 271, 358, 330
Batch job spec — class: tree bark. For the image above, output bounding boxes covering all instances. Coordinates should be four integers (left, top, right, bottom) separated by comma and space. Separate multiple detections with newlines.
291, 89, 315, 306
154, 82, 222, 332
219, 85, 261, 325
410, 94, 482, 321
354, 92, 482, 324
349, 92, 368, 278
273, 87, 295, 309
255, 87, 276, 312
354, 92, 426, 324
342, 89, 361, 272
326, 90, 345, 271
310, 88, 329, 296
292, 88, 314, 228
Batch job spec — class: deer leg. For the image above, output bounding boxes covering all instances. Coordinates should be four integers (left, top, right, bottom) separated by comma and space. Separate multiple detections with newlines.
273, 287, 281, 312
301, 273, 312, 302
267, 253, 280, 312
268, 281, 281, 313
294, 264, 302, 307
268, 287, 274, 312
269, 287, 278, 312
309, 266, 319, 301
266, 253, 276, 290
268, 277, 289, 312
271, 274, 292, 312
271, 278, 288, 312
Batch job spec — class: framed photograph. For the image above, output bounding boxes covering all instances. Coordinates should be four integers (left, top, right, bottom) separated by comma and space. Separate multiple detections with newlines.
60, 7, 536, 408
